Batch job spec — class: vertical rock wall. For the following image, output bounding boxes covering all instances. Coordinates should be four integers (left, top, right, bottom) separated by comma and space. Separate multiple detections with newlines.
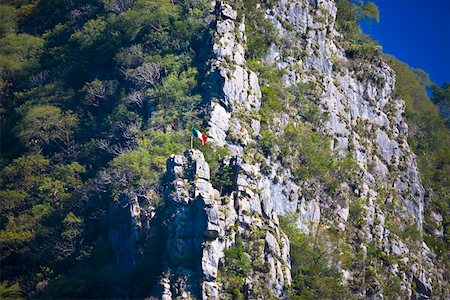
107, 1, 447, 299
260, 0, 442, 297
158, 149, 225, 298
157, 146, 291, 298
108, 193, 155, 273
203, 0, 444, 298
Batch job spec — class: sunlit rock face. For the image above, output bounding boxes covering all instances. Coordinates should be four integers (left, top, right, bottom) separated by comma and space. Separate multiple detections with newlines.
259, 0, 439, 298
111, 1, 446, 299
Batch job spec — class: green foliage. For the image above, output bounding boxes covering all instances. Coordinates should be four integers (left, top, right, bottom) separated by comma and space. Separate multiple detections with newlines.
248, 59, 356, 194
277, 123, 359, 193
336, 0, 379, 25
111, 148, 155, 182
335, 0, 381, 61
341, 40, 380, 60
109, 131, 185, 196
223, 238, 252, 277
248, 59, 288, 115
40, 237, 115, 299
237, 0, 277, 59
280, 215, 352, 299
259, 130, 276, 156
222, 238, 252, 297
0, 188, 27, 213
16, 105, 79, 150
430, 82, 450, 122
147, 67, 202, 130
289, 83, 323, 125
0, 5, 17, 37
202, 145, 234, 193
0, 0, 211, 297
360, 2, 380, 23
349, 198, 367, 226
383, 276, 401, 298
1, 0, 446, 298
0, 33, 44, 89
69, 18, 107, 49
248, 60, 323, 127
0, 281, 23, 299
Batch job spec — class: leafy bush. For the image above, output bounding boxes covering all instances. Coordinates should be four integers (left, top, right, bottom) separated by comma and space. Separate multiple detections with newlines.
430, 82, 450, 121
223, 238, 252, 277
342, 41, 380, 60
335, 0, 381, 61
349, 198, 367, 226
280, 215, 352, 299
109, 131, 185, 197
259, 130, 276, 156
202, 145, 234, 193
0, 281, 22, 299
16, 105, 79, 151
0, 32, 44, 89
237, 0, 277, 59
222, 238, 252, 298
278, 123, 359, 193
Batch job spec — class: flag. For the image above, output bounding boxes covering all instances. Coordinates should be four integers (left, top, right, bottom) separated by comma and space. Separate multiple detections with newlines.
192, 127, 208, 145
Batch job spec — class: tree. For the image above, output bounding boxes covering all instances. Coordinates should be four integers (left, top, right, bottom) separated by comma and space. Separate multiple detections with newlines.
83, 80, 118, 107
0, 33, 44, 90
386, 56, 450, 267
0, 5, 17, 37
0, 281, 22, 299
360, 2, 380, 23
280, 216, 352, 299
124, 62, 161, 88
430, 82, 450, 121
17, 105, 79, 151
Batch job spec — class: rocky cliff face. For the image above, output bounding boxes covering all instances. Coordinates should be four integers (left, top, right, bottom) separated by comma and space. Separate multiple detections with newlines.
259, 0, 442, 298
108, 1, 447, 299
156, 149, 290, 299
109, 193, 156, 272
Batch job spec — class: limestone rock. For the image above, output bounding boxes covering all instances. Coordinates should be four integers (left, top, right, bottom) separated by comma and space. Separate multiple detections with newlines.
220, 2, 237, 20
265, 231, 281, 257
151, 0, 446, 299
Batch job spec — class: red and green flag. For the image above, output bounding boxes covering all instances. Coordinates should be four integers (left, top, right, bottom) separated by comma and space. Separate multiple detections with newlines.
192, 127, 208, 145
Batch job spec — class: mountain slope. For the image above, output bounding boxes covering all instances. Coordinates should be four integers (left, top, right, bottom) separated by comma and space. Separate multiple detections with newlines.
0, 0, 448, 299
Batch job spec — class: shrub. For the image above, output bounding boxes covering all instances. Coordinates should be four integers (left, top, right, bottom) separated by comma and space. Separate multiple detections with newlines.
280, 215, 352, 299
259, 130, 275, 156
202, 145, 234, 193
349, 198, 367, 226
386, 56, 450, 262
278, 123, 359, 193
239, 0, 277, 59
222, 238, 252, 297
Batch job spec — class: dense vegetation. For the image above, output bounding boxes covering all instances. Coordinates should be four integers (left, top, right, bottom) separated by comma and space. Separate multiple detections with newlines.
0, 0, 212, 298
280, 216, 352, 300
430, 82, 450, 123
0, 0, 448, 298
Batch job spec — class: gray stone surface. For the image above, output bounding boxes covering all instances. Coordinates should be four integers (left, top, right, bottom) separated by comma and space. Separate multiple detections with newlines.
265, 231, 281, 257
151, 1, 446, 299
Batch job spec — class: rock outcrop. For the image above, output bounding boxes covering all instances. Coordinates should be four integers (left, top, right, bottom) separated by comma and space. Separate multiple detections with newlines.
108, 193, 155, 272
157, 149, 225, 298
157, 149, 290, 298
207, 1, 261, 149
109, 1, 447, 299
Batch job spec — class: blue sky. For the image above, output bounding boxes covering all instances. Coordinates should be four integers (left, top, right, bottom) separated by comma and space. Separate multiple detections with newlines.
362, 0, 450, 85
